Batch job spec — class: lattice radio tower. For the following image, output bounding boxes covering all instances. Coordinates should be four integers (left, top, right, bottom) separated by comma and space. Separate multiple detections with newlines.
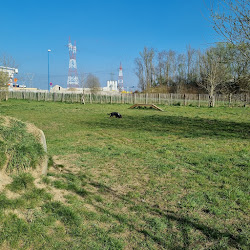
118, 62, 124, 91
67, 37, 80, 88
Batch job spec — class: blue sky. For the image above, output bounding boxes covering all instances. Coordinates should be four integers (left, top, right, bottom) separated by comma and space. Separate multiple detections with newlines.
0, 0, 217, 90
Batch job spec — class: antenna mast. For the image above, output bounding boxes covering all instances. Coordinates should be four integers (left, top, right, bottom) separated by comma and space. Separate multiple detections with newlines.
118, 62, 124, 92
67, 37, 80, 88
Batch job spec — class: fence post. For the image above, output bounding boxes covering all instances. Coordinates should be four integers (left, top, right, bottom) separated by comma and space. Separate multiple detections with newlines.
244, 93, 247, 107
184, 94, 186, 106
198, 94, 200, 107
170, 93, 172, 105
110, 95, 112, 104
146, 93, 148, 104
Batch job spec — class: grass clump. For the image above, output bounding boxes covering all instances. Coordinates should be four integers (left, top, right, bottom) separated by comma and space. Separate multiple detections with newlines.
0, 214, 29, 248
42, 201, 81, 226
0, 193, 25, 210
7, 173, 35, 192
52, 173, 89, 197
0, 117, 45, 173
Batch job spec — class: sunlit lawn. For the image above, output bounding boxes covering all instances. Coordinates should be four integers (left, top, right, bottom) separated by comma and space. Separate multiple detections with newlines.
0, 99, 249, 249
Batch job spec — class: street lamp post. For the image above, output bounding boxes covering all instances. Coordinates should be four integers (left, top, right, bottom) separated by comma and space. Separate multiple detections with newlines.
48, 49, 51, 92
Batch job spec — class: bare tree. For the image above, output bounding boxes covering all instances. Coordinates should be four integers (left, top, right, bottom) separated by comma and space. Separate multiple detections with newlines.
155, 49, 176, 89
209, 0, 250, 60
198, 47, 231, 107
166, 50, 177, 86
134, 47, 155, 92
85, 74, 101, 94
176, 53, 186, 93
218, 43, 250, 94
186, 45, 197, 84
0, 54, 18, 68
134, 57, 145, 91
156, 50, 166, 86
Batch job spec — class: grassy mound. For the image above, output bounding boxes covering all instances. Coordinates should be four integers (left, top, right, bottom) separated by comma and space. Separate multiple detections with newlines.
0, 116, 45, 173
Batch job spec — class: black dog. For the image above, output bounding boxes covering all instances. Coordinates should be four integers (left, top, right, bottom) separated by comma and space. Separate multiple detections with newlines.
108, 112, 122, 118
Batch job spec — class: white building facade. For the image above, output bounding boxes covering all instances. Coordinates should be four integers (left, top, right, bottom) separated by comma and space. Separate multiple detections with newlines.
103, 80, 118, 92
0, 66, 18, 90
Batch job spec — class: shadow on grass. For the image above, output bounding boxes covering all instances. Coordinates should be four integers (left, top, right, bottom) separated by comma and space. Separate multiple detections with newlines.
89, 181, 247, 249
82, 115, 250, 139
49, 167, 248, 248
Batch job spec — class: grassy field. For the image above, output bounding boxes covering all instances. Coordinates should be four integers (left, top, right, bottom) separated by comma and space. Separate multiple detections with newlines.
0, 99, 249, 249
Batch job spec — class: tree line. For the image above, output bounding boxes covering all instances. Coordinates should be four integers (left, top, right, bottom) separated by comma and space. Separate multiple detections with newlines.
134, 0, 249, 107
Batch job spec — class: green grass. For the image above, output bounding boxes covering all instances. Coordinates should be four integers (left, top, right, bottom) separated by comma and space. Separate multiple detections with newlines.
7, 173, 35, 192
0, 116, 45, 173
0, 99, 249, 249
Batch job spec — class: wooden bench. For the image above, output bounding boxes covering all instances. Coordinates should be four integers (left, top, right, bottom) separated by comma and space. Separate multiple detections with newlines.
129, 104, 163, 111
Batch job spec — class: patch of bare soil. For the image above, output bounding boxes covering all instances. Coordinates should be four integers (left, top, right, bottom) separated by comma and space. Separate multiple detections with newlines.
34, 178, 47, 189
26, 123, 42, 141
0, 242, 11, 250
2, 116, 10, 127
33, 155, 80, 204
48, 186, 69, 203
0, 145, 11, 192
33, 175, 72, 204
4, 207, 43, 224
84, 203, 98, 213
5, 189, 21, 199
0, 117, 11, 192
51, 154, 80, 174
0, 173, 12, 192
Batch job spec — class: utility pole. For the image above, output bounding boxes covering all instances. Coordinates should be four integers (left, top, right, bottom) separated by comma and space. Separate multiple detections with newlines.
48, 49, 51, 91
